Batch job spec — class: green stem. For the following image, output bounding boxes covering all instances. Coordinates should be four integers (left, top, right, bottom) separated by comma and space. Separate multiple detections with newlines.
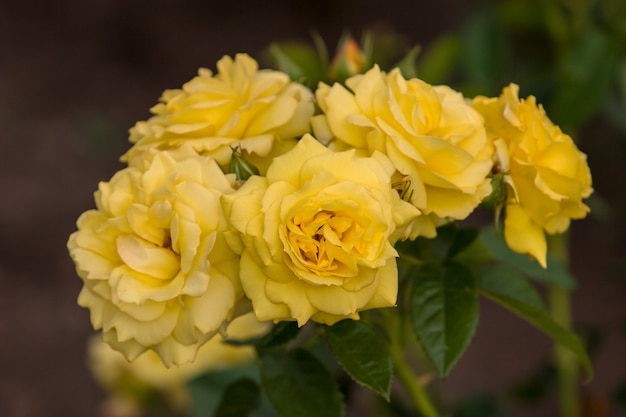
392, 348, 439, 417
548, 233, 580, 417
384, 310, 439, 417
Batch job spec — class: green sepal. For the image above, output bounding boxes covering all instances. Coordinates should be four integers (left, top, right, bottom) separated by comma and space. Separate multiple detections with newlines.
230, 146, 259, 181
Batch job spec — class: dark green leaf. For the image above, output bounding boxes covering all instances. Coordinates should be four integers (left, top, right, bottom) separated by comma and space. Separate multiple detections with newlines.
260, 349, 344, 417
396, 224, 479, 263
263, 42, 326, 87
479, 226, 576, 288
479, 264, 544, 308
396, 234, 434, 265
479, 289, 593, 382
446, 226, 480, 260
452, 234, 496, 267
255, 321, 301, 352
325, 320, 392, 400
214, 378, 261, 417
187, 366, 270, 417
431, 223, 480, 260
410, 262, 479, 378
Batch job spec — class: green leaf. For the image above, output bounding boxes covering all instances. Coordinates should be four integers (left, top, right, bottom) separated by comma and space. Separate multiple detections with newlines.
479, 264, 544, 308
479, 226, 576, 288
443, 225, 480, 260
260, 348, 344, 417
479, 288, 593, 382
410, 262, 479, 378
214, 378, 261, 417
255, 321, 301, 352
263, 42, 326, 87
188, 366, 275, 417
396, 224, 479, 264
325, 319, 393, 400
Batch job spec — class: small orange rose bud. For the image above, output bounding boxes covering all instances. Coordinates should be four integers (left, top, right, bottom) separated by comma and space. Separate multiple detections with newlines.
329, 38, 366, 82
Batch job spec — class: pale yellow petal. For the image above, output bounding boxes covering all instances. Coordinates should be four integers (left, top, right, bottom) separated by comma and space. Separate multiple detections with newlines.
116, 235, 180, 280
504, 204, 547, 268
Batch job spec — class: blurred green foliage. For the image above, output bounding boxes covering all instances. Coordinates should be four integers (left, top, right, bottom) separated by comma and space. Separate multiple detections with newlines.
417, 0, 626, 135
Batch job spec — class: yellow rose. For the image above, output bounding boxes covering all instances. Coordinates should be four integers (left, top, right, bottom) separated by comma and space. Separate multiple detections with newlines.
314, 66, 494, 238
222, 135, 420, 325
68, 151, 242, 366
87, 313, 270, 417
122, 54, 314, 170
472, 84, 593, 267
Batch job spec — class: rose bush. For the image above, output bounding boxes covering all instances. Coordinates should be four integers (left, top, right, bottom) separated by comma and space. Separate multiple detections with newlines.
314, 65, 494, 238
473, 84, 593, 267
68, 151, 242, 366
68, 45, 597, 417
222, 134, 419, 325
122, 53, 315, 172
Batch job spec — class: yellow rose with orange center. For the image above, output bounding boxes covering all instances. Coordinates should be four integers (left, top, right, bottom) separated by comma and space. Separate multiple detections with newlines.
68, 151, 242, 366
473, 84, 593, 267
122, 54, 314, 171
222, 135, 420, 325
314, 65, 494, 238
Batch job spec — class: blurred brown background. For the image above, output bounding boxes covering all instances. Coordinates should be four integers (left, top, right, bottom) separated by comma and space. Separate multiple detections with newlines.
1, 1, 625, 416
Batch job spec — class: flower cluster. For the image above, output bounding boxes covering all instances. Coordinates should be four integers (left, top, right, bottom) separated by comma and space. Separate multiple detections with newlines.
68, 53, 592, 367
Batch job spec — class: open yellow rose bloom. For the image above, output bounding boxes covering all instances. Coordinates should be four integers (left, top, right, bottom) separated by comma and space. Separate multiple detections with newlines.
223, 135, 419, 325
122, 53, 315, 170
68, 151, 242, 366
314, 65, 494, 238
473, 84, 593, 267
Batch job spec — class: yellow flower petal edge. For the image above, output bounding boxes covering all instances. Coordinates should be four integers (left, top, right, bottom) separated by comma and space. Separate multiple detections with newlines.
315, 66, 494, 238
222, 134, 420, 325
122, 54, 315, 171
68, 151, 243, 366
473, 84, 593, 267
